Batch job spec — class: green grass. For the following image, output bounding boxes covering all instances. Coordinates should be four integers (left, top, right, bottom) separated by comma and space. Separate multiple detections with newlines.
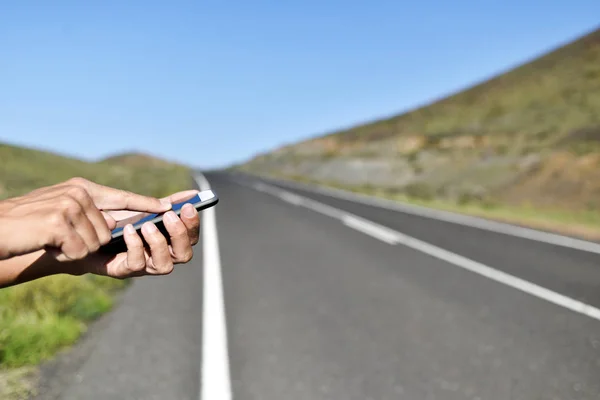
0, 142, 192, 391
0, 274, 126, 368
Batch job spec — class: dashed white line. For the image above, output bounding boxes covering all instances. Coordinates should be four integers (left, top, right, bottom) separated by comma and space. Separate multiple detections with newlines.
243, 179, 600, 323
195, 173, 232, 400
240, 172, 600, 255
253, 181, 344, 219
342, 215, 401, 245
278, 191, 304, 206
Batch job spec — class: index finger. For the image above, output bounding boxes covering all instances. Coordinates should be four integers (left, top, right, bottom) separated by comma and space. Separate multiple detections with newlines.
71, 178, 172, 213
161, 190, 200, 204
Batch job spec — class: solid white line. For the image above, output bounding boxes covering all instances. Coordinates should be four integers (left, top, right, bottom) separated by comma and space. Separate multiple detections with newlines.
195, 173, 232, 400
195, 173, 211, 191
243, 180, 600, 323
242, 173, 600, 255
342, 215, 401, 245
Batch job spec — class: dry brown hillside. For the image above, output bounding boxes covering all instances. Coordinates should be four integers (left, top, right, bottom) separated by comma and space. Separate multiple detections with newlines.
242, 27, 600, 216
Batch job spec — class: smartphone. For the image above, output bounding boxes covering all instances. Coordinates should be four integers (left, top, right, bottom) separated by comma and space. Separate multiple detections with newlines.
99, 189, 219, 254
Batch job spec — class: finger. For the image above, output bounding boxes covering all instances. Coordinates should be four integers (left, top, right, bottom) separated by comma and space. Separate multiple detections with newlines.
26, 181, 124, 241
58, 229, 89, 260
101, 212, 117, 230
161, 190, 200, 204
163, 211, 193, 263
65, 186, 112, 246
123, 224, 147, 272
141, 222, 173, 274
71, 178, 172, 213
179, 203, 200, 246
63, 197, 101, 253
83, 252, 146, 279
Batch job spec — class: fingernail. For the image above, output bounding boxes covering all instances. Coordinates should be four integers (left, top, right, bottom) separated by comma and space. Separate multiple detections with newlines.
125, 224, 136, 235
143, 223, 158, 233
183, 204, 196, 218
160, 199, 172, 209
164, 211, 178, 223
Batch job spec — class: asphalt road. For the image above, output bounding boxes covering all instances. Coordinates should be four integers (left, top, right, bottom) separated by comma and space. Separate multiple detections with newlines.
49, 171, 600, 400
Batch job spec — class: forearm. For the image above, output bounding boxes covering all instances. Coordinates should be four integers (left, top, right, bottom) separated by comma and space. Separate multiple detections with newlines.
0, 250, 83, 288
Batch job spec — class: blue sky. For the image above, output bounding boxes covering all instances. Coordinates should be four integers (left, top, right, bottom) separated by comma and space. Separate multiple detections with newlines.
0, 1, 598, 169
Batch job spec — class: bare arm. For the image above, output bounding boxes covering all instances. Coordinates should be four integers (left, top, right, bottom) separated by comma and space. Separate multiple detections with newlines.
0, 250, 83, 289
0, 182, 201, 288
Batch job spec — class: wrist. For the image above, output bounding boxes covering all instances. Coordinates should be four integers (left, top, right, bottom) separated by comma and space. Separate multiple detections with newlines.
36, 250, 89, 277
0, 250, 83, 289
56, 258, 90, 277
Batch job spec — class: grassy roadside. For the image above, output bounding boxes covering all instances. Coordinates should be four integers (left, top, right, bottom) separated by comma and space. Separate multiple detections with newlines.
0, 144, 193, 398
266, 172, 600, 241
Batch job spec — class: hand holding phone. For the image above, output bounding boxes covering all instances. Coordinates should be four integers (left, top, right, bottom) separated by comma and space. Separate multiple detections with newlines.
99, 189, 219, 254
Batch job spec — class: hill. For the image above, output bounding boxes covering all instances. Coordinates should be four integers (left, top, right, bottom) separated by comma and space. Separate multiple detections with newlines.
0, 144, 192, 200
241, 27, 600, 237
101, 151, 183, 168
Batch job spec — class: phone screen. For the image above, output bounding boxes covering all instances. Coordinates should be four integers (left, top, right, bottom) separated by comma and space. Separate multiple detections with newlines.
112, 193, 201, 233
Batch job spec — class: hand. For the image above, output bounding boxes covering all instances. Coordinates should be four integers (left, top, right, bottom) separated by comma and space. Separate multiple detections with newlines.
0, 177, 171, 261
78, 190, 201, 278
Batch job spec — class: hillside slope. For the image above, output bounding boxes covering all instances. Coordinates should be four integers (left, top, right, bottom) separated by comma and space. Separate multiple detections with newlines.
0, 144, 192, 200
242, 27, 600, 218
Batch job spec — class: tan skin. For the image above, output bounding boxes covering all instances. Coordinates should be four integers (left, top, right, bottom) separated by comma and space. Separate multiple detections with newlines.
0, 178, 200, 288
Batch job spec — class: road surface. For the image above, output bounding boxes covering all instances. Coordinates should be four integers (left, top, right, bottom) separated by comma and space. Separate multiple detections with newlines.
48, 171, 600, 400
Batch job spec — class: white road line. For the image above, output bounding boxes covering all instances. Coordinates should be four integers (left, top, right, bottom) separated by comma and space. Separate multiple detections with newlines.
393, 231, 600, 321
195, 173, 232, 400
342, 215, 401, 245
244, 180, 600, 323
238, 172, 600, 255
251, 181, 345, 219
300, 197, 346, 220
278, 191, 304, 206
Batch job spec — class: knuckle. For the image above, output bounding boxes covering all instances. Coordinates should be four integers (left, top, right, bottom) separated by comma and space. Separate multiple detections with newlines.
128, 259, 146, 272
89, 240, 101, 253
60, 196, 80, 213
69, 246, 89, 260
162, 262, 174, 275
181, 249, 193, 263
66, 185, 90, 202
148, 257, 173, 274
67, 177, 89, 187
49, 212, 69, 230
